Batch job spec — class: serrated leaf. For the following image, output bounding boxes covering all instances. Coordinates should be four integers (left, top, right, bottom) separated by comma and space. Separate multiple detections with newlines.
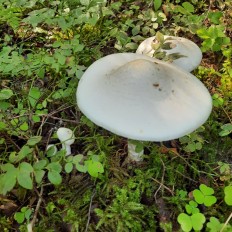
182, 2, 194, 13
27, 136, 42, 146
14, 212, 25, 223
48, 171, 62, 185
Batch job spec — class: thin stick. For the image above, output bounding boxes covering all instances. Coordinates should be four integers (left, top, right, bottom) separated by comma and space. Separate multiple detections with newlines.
27, 186, 44, 232
85, 189, 96, 232
220, 212, 232, 232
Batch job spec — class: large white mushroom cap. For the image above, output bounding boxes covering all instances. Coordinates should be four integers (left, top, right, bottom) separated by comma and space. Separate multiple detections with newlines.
136, 36, 202, 72
76, 53, 212, 141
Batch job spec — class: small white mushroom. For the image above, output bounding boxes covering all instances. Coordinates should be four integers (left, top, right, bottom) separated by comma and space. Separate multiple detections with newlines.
136, 36, 202, 72
46, 144, 58, 157
76, 53, 212, 161
57, 127, 75, 156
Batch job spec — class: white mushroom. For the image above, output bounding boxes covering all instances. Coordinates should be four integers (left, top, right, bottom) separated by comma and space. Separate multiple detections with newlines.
76, 53, 212, 161
136, 36, 202, 72
57, 127, 75, 156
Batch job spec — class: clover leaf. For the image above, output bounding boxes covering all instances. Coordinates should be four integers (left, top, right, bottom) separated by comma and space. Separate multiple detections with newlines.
185, 200, 200, 214
178, 212, 206, 232
193, 184, 217, 206
206, 217, 223, 232
224, 186, 232, 206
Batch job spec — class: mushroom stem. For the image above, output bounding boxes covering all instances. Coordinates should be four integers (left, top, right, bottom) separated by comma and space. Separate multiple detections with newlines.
62, 143, 71, 156
128, 141, 144, 162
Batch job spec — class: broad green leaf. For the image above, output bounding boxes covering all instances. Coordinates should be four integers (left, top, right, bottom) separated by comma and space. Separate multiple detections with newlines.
27, 136, 42, 146
19, 122, 29, 131
72, 154, 84, 164
0, 88, 13, 100
34, 170, 45, 184
10, 146, 33, 163
46, 162, 62, 173
65, 163, 73, 173
86, 160, 104, 177
0, 173, 17, 195
76, 163, 88, 173
19, 162, 33, 173
17, 163, 33, 189
28, 87, 41, 108
48, 171, 62, 185
0, 121, 7, 131
154, 0, 162, 11
182, 2, 194, 13
33, 160, 47, 170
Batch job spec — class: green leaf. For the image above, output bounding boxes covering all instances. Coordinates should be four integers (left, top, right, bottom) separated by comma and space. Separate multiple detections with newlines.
0, 88, 13, 100
193, 184, 217, 206
207, 217, 223, 232
154, 0, 162, 11
27, 136, 42, 146
193, 189, 205, 204
33, 160, 47, 170
0, 171, 17, 195
17, 163, 33, 189
177, 213, 192, 232
182, 2, 194, 13
200, 184, 214, 195
47, 162, 62, 173
14, 212, 25, 224
19, 122, 29, 131
48, 171, 62, 185
28, 87, 41, 108
10, 145, 33, 163
86, 160, 104, 178
191, 213, 206, 230
65, 163, 73, 173
34, 170, 45, 184
224, 186, 232, 206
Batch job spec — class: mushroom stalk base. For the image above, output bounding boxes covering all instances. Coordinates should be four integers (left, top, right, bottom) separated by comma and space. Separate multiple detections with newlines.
62, 144, 71, 156
128, 142, 144, 162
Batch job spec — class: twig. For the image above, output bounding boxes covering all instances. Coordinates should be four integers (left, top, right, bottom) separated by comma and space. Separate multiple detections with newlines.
220, 212, 232, 232
85, 189, 96, 232
27, 186, 44, 232
152, 177, 174, 196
